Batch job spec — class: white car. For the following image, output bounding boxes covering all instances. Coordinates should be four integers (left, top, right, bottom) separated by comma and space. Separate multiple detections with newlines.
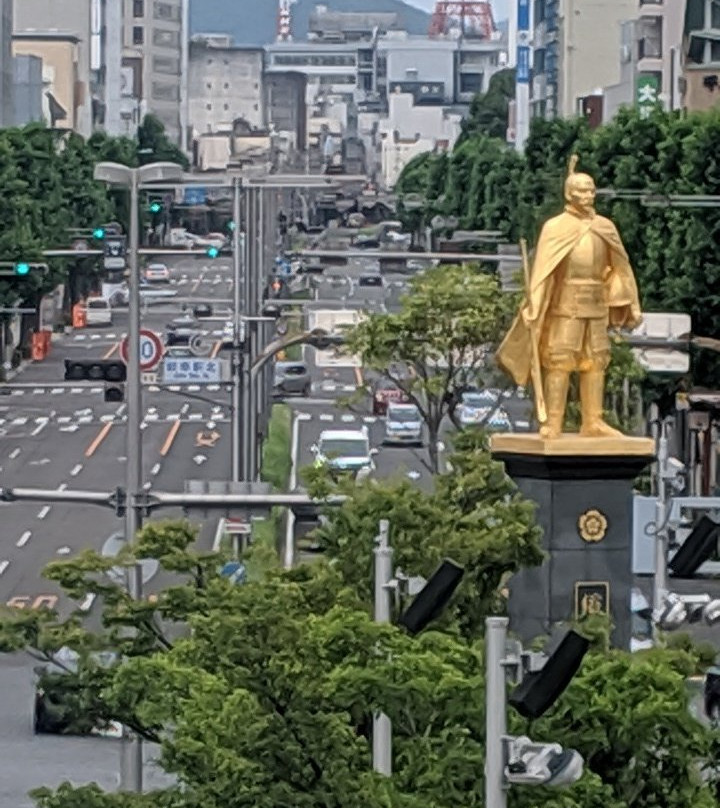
384, 402, 423, 446
110, 281, 178, 307
84, 297, 112, 326
457, 391, 494, 426
144, 263, 170, 282
312, 428, 377, 479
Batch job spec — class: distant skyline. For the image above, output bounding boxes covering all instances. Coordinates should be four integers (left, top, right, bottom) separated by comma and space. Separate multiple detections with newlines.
405, 0, 509, 20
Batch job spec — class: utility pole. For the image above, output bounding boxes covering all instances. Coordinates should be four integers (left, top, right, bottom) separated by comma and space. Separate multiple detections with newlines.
231, 175, 243, 482
653, 422, 670, 621
485, 616, 509, 808
373, 519, 393, 776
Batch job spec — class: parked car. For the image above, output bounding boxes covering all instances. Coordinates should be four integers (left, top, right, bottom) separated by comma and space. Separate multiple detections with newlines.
358, 273, 384, 288
85, 297, 112, 326
144, 263, 170, 283
165, 315, 204, 346
456, 391, 494, 427
311, 427, 377, 479
193, 302, 213, 319
371, 378, 409, 416
273, 361, 311, 397
384, 402, 423, 446
33, 646, 121, 737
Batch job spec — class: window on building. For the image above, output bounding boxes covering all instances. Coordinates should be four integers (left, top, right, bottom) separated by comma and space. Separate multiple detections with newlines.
153, 55, 180, 74
206, 103, 212, 110
637, 16, 662, 59
133, 0, 144, 17
535, 0, 546, 22
152, 81, 180, 101
711, 40, 720, 61
534, 48, 546, 74
132, 26, 144, 45
712, 0, 720, 29
224, 103, 229, 110
460, 73, 483, 94
153, 28, 179, 48
224, 82, 229, 89
154, 1, 180, 21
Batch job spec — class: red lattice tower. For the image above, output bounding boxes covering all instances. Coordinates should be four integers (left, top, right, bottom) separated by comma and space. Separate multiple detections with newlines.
277, 0, 292, 42
428, 1, 495, 39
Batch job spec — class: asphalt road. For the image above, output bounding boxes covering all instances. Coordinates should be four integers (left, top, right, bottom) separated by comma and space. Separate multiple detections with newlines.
0, 255, 235, 803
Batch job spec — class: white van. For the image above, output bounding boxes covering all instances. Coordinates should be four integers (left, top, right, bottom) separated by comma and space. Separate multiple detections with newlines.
85, 297, 112, 326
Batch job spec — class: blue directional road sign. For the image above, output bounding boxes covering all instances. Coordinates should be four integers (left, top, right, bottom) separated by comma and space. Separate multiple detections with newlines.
220, 562, 247, 585
183, 186, 207, 206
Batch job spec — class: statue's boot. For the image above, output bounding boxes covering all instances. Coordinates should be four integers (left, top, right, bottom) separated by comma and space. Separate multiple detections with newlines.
539, 370, 570, 439
579, 370, 623, 437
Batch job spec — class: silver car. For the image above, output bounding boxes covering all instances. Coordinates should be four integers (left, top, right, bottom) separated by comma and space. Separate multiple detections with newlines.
384, 402, 423, 446
273, 361, 311, 397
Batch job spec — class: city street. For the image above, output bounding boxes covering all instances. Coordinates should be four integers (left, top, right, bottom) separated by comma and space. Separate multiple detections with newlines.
0, 255, 237, 804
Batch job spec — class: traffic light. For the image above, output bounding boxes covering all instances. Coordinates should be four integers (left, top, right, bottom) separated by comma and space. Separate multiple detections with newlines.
669, 515, 720, 578
504, 737, 584, 787
149, 201, 162, 214
14, 263, 30, 276
397, 559, 465, 635
64, 359, 127, 382
206, 246, 220, 259
104, 383, 125, 403
0, 262, 49, 278
508, 630, 590, 720
92, 227, 106, 240
227, 220, 236, 232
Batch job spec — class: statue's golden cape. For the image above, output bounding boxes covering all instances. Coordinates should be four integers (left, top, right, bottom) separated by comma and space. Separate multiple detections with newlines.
496, 208, 641, 386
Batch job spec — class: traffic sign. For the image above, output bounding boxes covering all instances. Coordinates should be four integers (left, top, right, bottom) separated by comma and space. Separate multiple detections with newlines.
104, 236, 127, 271
225, 518, 251, 535
120, 328, 164, 371
162, 357, 229, 384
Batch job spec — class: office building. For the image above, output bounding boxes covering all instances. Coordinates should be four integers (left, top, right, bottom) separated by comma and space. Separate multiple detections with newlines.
681, 0, 720, 111
531, 0, 635, 118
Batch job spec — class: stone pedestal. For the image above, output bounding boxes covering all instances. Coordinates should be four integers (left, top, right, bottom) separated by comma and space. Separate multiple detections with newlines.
491, 434, 655, 649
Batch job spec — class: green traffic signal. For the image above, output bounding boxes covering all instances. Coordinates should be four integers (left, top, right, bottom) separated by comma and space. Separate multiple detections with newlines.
92, 227, 106, 240
14, 262, 30, 276
227, 221, 236, 231
149, 201, 162, 214
206, 246, 220, 259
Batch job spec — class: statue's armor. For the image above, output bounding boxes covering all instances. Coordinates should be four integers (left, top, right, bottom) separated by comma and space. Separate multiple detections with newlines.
542, 230, 611, 372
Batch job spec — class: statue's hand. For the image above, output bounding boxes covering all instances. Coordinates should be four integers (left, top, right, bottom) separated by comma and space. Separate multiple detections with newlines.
521, 306, 538, 326
627, 307, 643, 330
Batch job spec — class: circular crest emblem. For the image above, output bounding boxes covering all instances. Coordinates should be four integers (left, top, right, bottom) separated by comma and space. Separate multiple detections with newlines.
578, 509, 608, 543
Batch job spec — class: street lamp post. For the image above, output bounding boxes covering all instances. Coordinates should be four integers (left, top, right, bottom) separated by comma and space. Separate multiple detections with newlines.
93, 161, 185, 794
231, 175, 244, 482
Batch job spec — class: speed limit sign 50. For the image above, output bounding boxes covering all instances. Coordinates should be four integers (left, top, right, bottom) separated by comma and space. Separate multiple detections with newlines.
120, 328, 164, 371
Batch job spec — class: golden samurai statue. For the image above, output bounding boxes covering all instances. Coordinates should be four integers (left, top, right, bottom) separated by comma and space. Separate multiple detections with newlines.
496, 156, 642, 439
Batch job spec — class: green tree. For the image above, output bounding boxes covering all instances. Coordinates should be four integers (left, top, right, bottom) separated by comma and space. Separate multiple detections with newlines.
345, 264, 516, 472
137, 114, 189, 170
459, 67, 516, 143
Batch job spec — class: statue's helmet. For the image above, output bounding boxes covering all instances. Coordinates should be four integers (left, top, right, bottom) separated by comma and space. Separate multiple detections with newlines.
563, 154, 595, 201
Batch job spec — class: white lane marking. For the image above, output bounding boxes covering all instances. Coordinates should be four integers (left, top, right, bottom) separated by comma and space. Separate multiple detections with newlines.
340, 414, 356, 422
11, 417, 27, 426
151, 463, 161, 476
51, 388, 64, 395
193, 454, 207, 465
319, 413, 334, 421
363, 416, 377, 424
60, 425, 79, 432
0, 561, 9, 575
180, 403, 190, 414
57, 483, 68, 491
70, 463, 83, 476
187, 385, 200, 392
166, 413, 180, 421
31, 419, 48, 436
90, 387, 103, 394
78, 593, 96, 612
9, 448, 21, 459
77, 416, 93, 424
56, 546, 71, 555
11, 390, 24, 397
90, 334, 101, 340
16, 530, 31, 548
188, 413, 203, 420
32, 388, 46, 395
57, 416, 71, 424
100, 414, 115, 422
70, 387, 84, 394
37, 505, 51, 519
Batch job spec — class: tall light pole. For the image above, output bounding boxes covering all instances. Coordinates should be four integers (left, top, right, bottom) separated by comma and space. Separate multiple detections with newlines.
231, 174, 244, 482
485, 616, 509, 808
373, 519, 393, 776
93, 160, 185, 794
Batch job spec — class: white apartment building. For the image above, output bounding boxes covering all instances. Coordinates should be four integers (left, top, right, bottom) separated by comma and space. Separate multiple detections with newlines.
378, 92, 461, 188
